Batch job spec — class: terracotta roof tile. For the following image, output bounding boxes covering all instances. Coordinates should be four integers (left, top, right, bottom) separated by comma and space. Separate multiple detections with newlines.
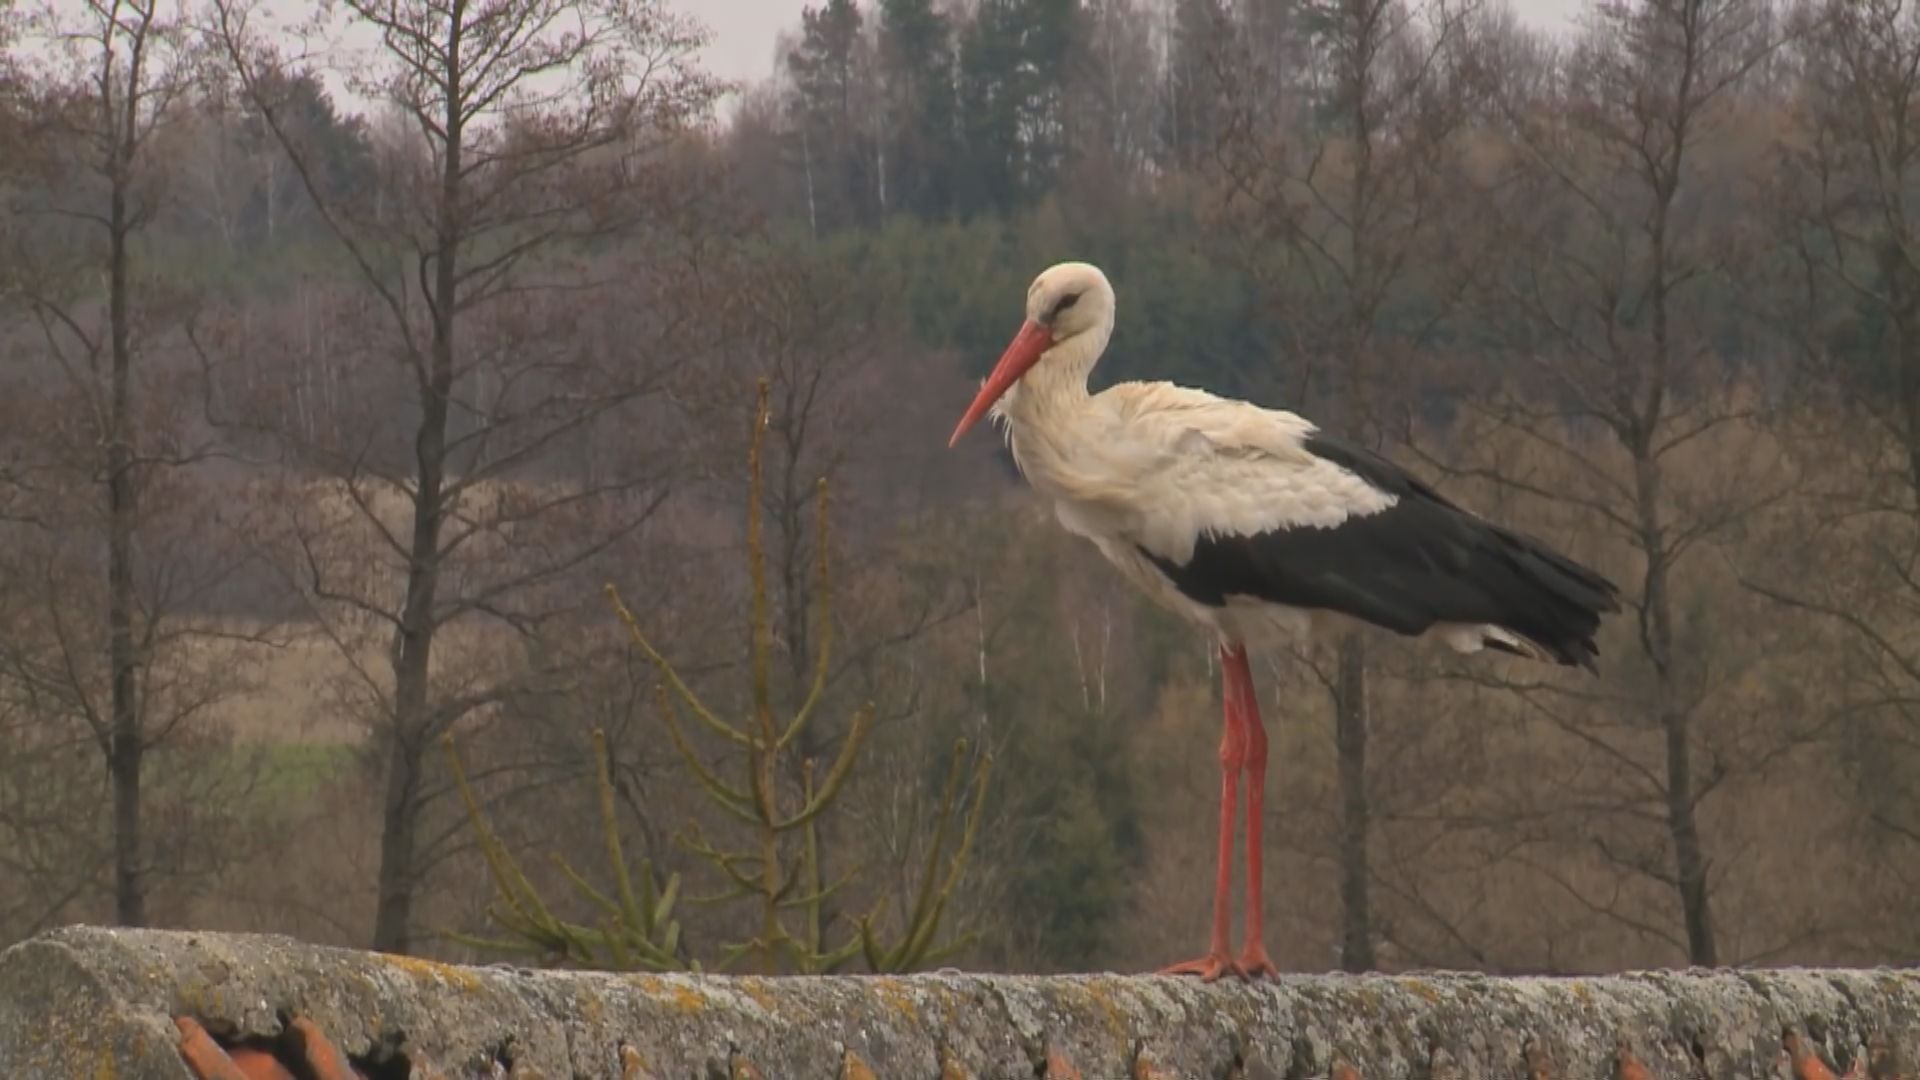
177, 1015, 368, 1080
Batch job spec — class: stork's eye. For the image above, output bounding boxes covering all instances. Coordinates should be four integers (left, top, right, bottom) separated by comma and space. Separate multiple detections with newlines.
1051, 292, 1082, 319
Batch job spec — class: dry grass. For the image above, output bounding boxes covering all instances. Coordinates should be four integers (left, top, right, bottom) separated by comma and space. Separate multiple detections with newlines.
192, 614, 532, 746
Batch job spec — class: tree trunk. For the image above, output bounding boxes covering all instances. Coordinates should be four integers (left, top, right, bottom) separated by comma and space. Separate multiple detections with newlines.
371, 663, 428, 953
370, 70, 462, 954
1334, 633, 1374, 973
1634, 453, 1715, 966
1664, 701, 1714, 966
1642, 144, 1715, 964
800, 127, 818, 239
369, 333, 451, 956
1882, 240, 1920, 499
107, 161, 144, 929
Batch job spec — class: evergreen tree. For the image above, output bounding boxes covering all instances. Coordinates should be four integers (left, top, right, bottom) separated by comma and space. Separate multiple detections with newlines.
956, 0, 1080, 216
235, 70, 375, 247
877, 0, 957, 219
786, 0, 877, 231
1021, 0, 1078, 188
956, 0, 1021, 214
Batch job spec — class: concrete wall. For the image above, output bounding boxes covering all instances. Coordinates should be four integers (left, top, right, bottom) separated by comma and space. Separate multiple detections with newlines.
1, 926, 1916, 1077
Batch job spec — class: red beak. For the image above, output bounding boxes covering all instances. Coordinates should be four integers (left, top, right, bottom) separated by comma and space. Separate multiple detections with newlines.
948, 319, 1054, 448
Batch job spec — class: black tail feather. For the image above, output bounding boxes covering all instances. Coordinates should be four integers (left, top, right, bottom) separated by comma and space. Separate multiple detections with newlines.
1482, 522, 1622, 670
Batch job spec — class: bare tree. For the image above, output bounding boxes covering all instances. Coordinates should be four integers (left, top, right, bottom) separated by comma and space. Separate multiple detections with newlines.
0, 0, 226, 928
1064, 0, 1161, 194
1754, 0, 1920, 953
1441, 0, 1785, 967
210, 0, 720, 953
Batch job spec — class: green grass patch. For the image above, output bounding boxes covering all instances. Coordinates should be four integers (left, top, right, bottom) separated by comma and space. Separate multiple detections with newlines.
253, 741, 358, 801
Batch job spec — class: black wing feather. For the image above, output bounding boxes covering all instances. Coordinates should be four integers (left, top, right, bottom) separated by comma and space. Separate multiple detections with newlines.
1139, 432, 1622, 669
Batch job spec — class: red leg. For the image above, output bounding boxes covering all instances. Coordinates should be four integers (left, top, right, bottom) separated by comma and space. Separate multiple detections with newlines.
1224, 646, 1278, 978
1158, 646, 1249, 981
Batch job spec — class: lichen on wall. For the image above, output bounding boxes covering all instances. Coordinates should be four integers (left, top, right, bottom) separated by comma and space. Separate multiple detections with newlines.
2, 927, 1917, 1077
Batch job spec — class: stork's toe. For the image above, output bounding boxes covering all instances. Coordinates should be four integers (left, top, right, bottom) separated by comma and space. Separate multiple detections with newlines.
1156, 952, 1249, 982
1236, 941, 1279, 980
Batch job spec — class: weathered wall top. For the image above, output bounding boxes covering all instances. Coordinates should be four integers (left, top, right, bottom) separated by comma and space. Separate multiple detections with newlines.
0, 926, 1915, 1078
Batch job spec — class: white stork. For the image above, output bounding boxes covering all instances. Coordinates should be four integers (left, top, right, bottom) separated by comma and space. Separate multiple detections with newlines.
947, 262, 1621, 981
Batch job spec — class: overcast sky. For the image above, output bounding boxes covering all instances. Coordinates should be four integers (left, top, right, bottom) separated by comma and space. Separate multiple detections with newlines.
692, 0, 1591, 91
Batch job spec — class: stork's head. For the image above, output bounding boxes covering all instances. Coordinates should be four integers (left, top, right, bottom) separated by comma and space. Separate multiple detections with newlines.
947, 261, 1115, 447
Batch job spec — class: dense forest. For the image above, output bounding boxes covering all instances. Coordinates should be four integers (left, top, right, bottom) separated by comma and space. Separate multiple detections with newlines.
1, 0, 1919, 978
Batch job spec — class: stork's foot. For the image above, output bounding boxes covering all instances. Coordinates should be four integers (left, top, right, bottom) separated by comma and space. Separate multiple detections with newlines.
1157, 952, 1247, 981
1236, 942, 1279, 980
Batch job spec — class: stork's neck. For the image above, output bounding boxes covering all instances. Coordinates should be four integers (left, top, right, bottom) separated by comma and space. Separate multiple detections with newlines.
1002, 322, 1109, 427
996, 322, 1114, 500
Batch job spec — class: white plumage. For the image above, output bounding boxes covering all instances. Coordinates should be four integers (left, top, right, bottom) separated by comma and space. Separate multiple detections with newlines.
998, 378, 1405, 648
